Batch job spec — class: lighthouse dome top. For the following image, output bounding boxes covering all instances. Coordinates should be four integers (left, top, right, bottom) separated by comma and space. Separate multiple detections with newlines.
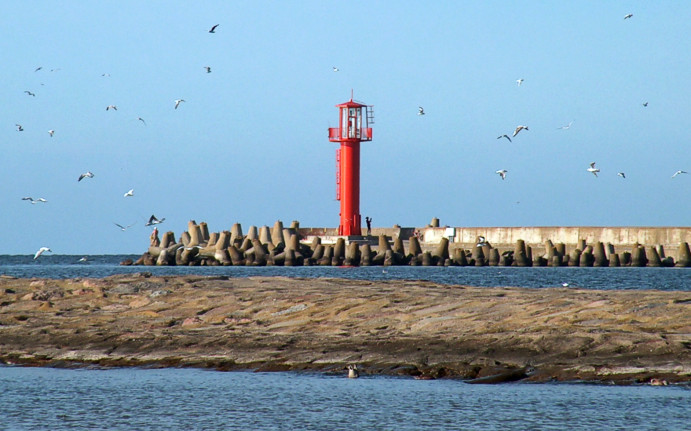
335, 98, 368, 108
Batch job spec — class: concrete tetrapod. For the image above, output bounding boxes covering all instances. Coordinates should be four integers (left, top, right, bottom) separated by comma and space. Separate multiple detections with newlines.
593, 242, 608, 267
271, 220, 284, 246
647, 246, 662, 267
676, 242, 691, 267
360, 244, 372, 266
230, 223, 243, 245
631, 246, 648, 267
408, 236, 422, 258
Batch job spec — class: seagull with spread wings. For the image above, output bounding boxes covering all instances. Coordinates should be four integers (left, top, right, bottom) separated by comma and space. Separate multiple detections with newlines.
78, 171, 94, 182
145, 215, 165, 226
513, 125, 529, 137
587, 162, 600, 177
34, 247, 51, 259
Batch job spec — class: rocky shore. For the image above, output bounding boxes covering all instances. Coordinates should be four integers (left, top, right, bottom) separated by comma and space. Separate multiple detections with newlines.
1, 273, 689, 384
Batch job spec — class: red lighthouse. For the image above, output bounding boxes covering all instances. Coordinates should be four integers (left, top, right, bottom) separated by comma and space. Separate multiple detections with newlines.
328, 96, 373, 236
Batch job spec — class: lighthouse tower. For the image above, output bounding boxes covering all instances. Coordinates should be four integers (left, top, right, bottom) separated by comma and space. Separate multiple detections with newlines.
328, 96, 373, 236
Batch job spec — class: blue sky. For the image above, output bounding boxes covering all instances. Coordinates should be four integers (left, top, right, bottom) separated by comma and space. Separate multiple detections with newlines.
2, 2, 690, 255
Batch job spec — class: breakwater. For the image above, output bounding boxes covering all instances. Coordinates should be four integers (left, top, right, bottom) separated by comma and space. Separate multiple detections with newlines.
130, 221, 691, 268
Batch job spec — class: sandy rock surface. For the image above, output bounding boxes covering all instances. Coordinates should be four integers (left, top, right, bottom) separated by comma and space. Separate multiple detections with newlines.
0, 273, 689, 384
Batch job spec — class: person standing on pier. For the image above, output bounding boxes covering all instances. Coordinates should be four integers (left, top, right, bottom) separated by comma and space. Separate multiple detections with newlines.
365, 216, 372, 236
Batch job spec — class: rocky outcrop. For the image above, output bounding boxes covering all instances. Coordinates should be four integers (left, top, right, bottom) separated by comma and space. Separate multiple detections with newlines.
0, 274, 689, 384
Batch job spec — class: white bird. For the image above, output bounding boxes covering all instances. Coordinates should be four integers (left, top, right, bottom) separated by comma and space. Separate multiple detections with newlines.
332, 66, 339, 72
512, 125, 529, 137
624, 13, 633, 19
78, 171, 94, 182
101, 73, 111, 77
617, 172, 626, 179
174, 99, 185, 109
137, 117, 146, 125
145, 214, 165, 226
477, 236, 487, 247
34, 247, 51, 259
22, 197, 47, 204
557, 121, 573, 130
516, 78, 524, 86
672, 170, 688, 178
347, 364, 359, 378
15, 124, 24, 132
106, 105, 117, 111
48, 129, 54, 137
78, 256, 88, 262
642, 102, 648, 107
496, 169, 508, 180
124, 189, 134, 197
418, 106, 425, 115
497, 134, 512, 142
204, 66, 211, 73
587, 162, 600, 177
209, 24, 219, 33
114, 222, 136, 231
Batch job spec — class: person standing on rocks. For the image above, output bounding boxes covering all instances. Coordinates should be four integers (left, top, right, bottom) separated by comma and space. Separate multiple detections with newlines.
365, 217, 372, 236
150, 227, 160, 247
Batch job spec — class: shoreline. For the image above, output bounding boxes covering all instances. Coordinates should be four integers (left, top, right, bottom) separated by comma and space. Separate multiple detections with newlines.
1, 274, 689, 384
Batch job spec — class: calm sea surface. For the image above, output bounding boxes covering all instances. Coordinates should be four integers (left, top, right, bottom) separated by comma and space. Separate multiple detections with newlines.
2, 256, 690, 430
1, 254, 690, 291
0, 366, 688, 431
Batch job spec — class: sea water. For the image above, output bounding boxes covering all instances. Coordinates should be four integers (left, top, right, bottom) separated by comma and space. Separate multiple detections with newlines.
1, 254, 690, 291
0, 366, 688, 431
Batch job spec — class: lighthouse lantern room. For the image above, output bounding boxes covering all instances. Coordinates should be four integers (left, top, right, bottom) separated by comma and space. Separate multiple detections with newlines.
328, 97, 373, 236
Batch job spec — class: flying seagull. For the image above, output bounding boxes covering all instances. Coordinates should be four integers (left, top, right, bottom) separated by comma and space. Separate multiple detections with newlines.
48, 129, 54, 137
672, 170, 688, 178
34, 247, 51, 259
332, 66, 339, 72
106, 105, 117, 111
78, 256, 88, 262
101, 73, 111, 77
209, 24, 219, 33
624, 14, 633, 19
516, 78, 524, 86
497, 134, 512, 143
617, 172, 626, 178
204, 66, 211, 73
78, 171, 94, 182
114, 222, 136, 231
642, 102, 648, 107
22, 197, 47, 204
15, 124, 24, 132
476, 236, 487, 247
174, 99, 185, 109
417, 106, 425, 115
587, 162, 600, 177
496, 169, 508, 180
34, 66, 43, 72
137, 117, 146, 125
24, 91, 36, 97
557, 121, 573, 130
513, 125, 529, 137
124, 189, 134, 197
145, 214, 165, 226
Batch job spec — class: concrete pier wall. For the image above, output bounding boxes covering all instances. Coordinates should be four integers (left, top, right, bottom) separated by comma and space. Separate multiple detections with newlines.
300, 226, 691, 250
423, 226, 691, 249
